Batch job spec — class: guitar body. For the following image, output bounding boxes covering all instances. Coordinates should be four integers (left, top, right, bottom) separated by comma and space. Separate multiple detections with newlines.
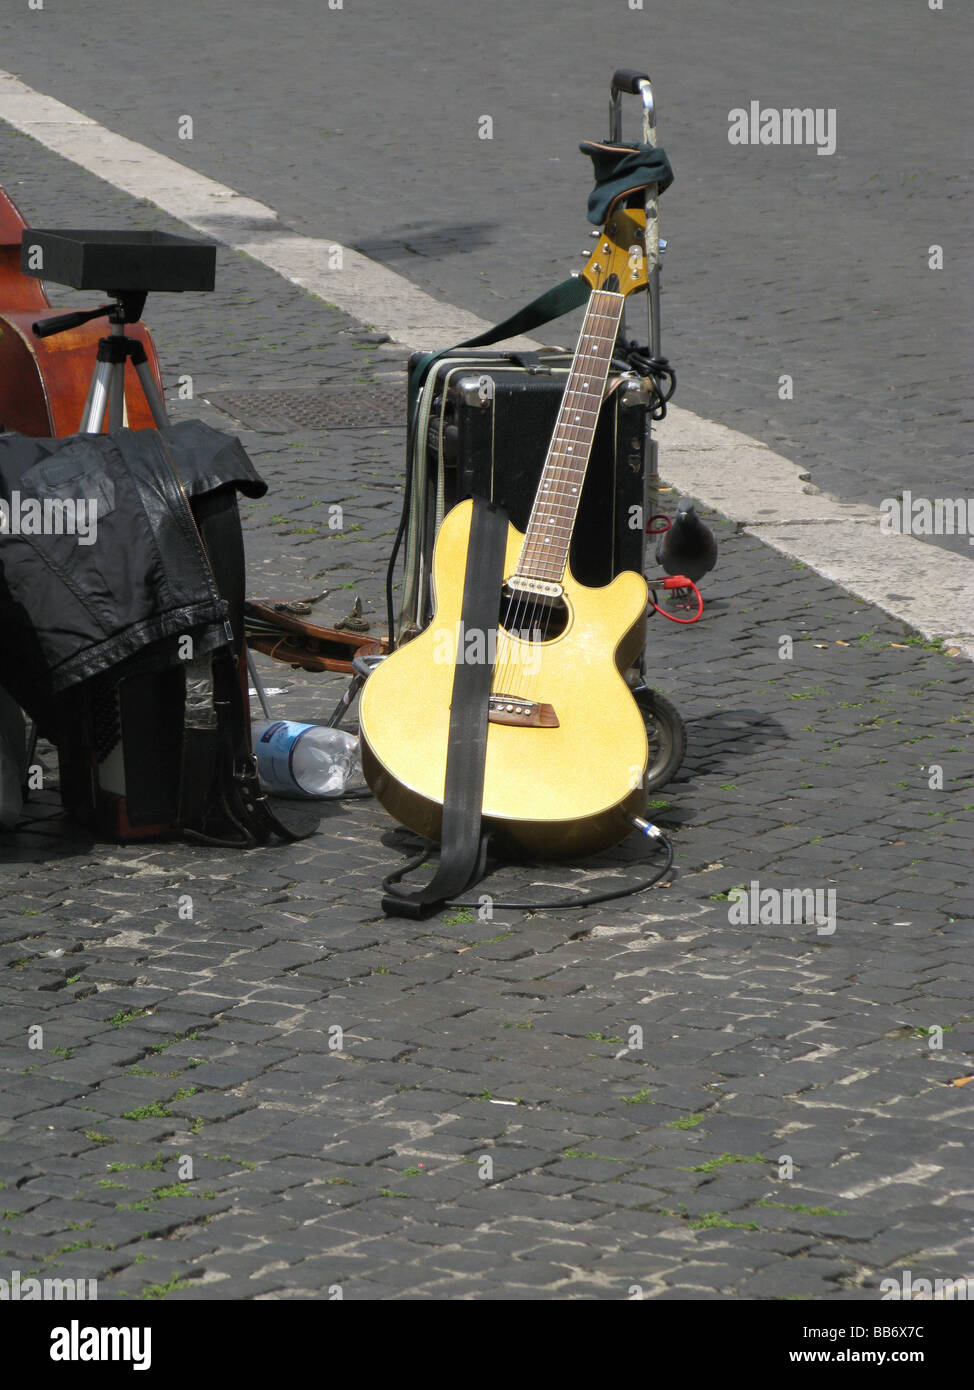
360, 498, 649, 859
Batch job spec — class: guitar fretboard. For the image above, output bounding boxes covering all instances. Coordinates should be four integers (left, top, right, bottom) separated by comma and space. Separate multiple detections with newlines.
517, 288, 625, 582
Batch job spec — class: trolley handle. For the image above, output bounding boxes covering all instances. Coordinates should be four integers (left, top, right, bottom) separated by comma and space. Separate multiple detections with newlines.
609, 68, 656, 146
611, 69, 651, 95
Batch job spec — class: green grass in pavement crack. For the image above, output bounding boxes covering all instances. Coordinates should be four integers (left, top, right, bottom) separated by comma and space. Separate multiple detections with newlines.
151, 1183, 192, 1201
148, 1030, 199, 1054
564, 1148, 626, 1162
621, 1089, 654, 1106
655, 1200, 756, 1231
118, 1180, 218, 1212
120, 1102, 170, 1121
121, 1087, 197, 1121
708, 883, 746, 901
106, 1008, 149, 1029
688, 1212, 761, 1231
583, 1032, 624, 1044
666, 1114, 705, 1130
682, 1152, 767, 1173
757, 1200, 848, 1216
138, 1274, 193, 1300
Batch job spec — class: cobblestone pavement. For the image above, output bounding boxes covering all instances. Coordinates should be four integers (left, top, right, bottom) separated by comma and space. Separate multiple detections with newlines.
1, 131, 973, 1302
2, 0, 971, 549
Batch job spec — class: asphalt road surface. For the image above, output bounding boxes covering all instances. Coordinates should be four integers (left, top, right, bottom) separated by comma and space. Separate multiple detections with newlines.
1, 0, 971, 548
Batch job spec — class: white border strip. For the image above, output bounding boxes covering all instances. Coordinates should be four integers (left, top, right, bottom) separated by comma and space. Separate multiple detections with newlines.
2, 68, 972, 658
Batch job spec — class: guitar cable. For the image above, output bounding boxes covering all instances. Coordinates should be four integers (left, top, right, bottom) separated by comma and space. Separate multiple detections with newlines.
384, 393, 424, 651
619, 341, 677, 420
383, 819, 674, 914
648, 574, 704, 624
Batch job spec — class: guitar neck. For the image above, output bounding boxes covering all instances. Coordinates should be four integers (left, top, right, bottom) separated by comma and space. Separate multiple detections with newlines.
516, 287, 625, 584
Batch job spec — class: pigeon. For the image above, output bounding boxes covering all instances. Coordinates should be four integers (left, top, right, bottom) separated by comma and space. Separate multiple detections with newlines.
655, 498, 718, 583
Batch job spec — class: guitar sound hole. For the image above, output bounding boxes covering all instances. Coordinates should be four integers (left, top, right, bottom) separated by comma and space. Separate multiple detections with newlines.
499, 586, 569, 643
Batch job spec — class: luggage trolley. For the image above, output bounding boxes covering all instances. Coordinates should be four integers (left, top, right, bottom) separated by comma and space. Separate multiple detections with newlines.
604, 68, 685, 786
609, 67, 668, 502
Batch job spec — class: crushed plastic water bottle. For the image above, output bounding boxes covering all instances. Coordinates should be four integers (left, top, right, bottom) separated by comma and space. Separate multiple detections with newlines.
252, 720, 361, 799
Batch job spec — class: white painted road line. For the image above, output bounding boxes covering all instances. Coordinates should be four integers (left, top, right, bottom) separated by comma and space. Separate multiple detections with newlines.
0, 69, 514, 350
2, 68, 972, 659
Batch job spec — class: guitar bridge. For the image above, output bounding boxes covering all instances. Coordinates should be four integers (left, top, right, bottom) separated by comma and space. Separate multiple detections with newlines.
488, 696, 559, 728
506, 575, 563, 599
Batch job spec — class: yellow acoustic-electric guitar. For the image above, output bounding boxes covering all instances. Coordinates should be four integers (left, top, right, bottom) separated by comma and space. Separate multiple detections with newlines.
360, 205, 653, 860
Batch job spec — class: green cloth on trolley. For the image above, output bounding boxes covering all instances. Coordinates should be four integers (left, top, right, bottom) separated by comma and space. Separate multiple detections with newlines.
579, 140, 674, 224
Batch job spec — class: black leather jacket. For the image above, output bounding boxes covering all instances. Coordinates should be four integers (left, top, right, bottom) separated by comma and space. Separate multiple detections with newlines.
0, 420, 266, 727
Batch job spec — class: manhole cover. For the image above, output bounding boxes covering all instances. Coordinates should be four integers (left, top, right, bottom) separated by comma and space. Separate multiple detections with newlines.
205, 382, 406, 431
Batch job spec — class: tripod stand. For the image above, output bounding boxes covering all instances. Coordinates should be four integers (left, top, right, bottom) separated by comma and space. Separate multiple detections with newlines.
32, 289, 170, 433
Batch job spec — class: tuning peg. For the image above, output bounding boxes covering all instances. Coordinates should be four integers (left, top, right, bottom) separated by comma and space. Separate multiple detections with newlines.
580, 249, 592, 258
589, 228, 600, 237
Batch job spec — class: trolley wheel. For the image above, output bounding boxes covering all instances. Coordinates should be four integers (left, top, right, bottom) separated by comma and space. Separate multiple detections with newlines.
632, 685, 686, 793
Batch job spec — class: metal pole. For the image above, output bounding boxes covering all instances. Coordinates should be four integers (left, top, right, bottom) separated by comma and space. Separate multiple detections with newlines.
80, 359, 114, 434
246, 649, 272, 720
107, 317, 126, 432
133, 357, 171, 429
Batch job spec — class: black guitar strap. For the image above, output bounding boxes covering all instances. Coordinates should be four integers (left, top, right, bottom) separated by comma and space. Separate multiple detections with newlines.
382, 497, 509, 920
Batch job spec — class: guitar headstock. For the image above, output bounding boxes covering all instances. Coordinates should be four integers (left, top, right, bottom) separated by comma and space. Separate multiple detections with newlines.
580, 205, 648, 296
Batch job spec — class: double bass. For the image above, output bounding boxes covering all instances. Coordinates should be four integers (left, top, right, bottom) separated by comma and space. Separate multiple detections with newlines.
0, 185, 162, 436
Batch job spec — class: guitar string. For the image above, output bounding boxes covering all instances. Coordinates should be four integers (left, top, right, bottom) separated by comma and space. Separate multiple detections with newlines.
492, 291, 622, 701
498, 297, 620, 701
515, 298, 614, 650
521, 298, 620, 587
501, 294, 621, 699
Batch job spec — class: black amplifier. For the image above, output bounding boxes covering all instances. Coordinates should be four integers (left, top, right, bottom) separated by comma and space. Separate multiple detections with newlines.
403, 349, 653, 630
